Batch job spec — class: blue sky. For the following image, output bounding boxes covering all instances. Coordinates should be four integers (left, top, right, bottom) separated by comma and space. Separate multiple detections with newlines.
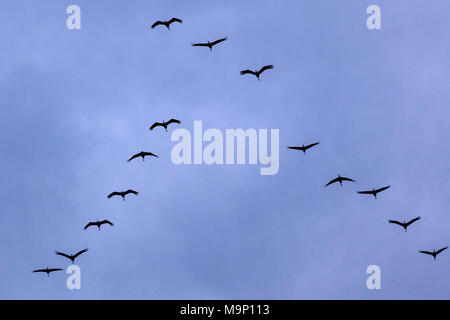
0, 0, 449, 299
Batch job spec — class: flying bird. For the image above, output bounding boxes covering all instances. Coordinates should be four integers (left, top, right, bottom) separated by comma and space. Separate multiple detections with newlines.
128, 151, 159, 162
192, 37, 227, 51
55, 248, 88, 264
388, 216, 421, 232
325, 174, 355, 187
84, 220, 114, 231
151, 18, 182, 30
288, 142, 320, 154
358, 185, 391, 199
419, 247, 448, 261
149, 119, 181, 132
33, 267, 63, 277
240, 65, 274, 80
107, 189, 138, 201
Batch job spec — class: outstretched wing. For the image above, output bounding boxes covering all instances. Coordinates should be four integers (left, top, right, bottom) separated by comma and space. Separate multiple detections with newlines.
325, 177, 339, 186
48, 268, 63, 273
55, 251, 72, 260
100, 220, 114, 226
211, 37, 227, 46
168, 18, 183, 25
341, 177, 355, 182
149, 122, 164, 130
74, 248, 89, 259
142, 152, 159, 158
388, 220, 403, 227
304, 142, 319, 150
128, 153, 141, 162
406, 216, 421, 226
287, 146, 304, 151
258, 65, 274, 74
192, 42, 208, 47
166, 118, 181, 126
124, 189, 139, 196
358, 190, 374, 195
107, 191, 121, 199
33, 269, 46, 273
151, 21, 164, 29
84, 222, 95, 230
375, 185, 390, 193
436, 246, 448, 255
419, 250, 433, 256
240, 70, 257, 76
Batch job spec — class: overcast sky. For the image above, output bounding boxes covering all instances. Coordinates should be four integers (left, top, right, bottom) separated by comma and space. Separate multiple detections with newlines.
0, 0, 449, 299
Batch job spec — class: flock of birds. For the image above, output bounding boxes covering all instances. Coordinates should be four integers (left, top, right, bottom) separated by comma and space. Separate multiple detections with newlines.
33, 16, 446, 278
288, 142, 447, 260
32, 117, 182, 276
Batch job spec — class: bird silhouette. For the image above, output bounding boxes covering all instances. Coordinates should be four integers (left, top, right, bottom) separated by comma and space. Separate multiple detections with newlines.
240, 65, 273, 80
419, 247, 448, 261
84, 220, 114, 231
192, 37, 227, 51
107, 189, 138, 201
33, 267, 63, 277
151, 18, 182, 30
388, 216, 421, 232
325, 174, 355, 187
288, 142, 319, 154
128, 151, 159, 162
358, 185, 390, 199
55, 248, 88, 264
149, 119, 181, 132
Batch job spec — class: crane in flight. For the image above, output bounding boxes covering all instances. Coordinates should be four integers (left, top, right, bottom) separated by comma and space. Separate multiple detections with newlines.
128, 151, 159, 162
288, 142, 319, 154
240, 65, 274, 80
192, 37, 228, 51
325, 174, 355, 187
419, 247, 448, 261
151, 18, 183, 30
107, 189, 138, 201
149, 119, 181, 132
33, 267, 63, 277
388, 216, 421, 232
55, 248, 88, 264
84, 220, 114, 231
358, 185, 390, 199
